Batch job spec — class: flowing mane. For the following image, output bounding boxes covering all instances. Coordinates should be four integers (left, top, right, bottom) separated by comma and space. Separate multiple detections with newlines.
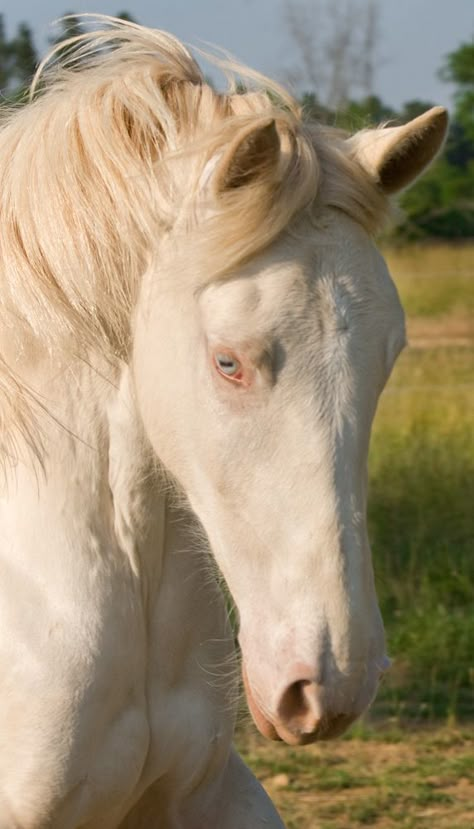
0, 15, 388, 465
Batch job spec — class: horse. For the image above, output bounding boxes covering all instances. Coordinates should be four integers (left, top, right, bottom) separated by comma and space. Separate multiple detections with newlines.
0, 15, 447, 829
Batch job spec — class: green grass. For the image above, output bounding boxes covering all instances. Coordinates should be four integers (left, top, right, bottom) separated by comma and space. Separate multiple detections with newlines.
363, 250, 473, 721
368, 345, 474, 720
237, 727, 474, 828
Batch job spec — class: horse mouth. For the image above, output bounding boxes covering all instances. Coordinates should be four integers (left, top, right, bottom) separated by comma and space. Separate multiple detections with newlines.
242, 665, 282, 741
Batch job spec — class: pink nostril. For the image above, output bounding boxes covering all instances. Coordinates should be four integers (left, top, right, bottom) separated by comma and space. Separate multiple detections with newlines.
275, 678, 356, 743
277, 679, 323, 735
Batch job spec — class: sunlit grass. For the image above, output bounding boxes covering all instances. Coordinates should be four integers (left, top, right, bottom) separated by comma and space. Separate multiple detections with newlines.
383, 243, 474, 318
369, 345, 474, 720
370, 244, 473, 722
237, 727, 474, 828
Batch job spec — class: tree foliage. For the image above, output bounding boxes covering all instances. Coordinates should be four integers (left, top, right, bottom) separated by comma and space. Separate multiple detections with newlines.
0, 14, 38, 97
440, 40, 474, 142
299, 36, 474, 241
395, 39, 474, 241
284, 0, 380, 109
0, 11, 138, 98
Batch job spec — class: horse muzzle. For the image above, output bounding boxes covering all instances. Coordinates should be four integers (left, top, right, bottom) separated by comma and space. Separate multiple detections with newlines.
242, 656, 390, 746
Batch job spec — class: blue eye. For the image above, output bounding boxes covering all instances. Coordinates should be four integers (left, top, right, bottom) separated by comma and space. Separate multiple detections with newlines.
215, 352, 242, 377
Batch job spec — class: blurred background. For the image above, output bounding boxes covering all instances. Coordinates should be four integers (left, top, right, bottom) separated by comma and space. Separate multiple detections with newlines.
1, 2, 472, 826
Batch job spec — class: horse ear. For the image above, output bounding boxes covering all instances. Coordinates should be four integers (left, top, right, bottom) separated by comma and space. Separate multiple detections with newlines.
349, 106, 448, 194
213, 119, 280, 193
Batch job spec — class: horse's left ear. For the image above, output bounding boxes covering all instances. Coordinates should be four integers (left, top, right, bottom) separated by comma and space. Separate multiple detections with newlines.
349, 106, 449, 194
212, 118, 281, 193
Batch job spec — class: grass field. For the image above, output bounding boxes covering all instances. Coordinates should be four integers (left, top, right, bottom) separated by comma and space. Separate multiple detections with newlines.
237, 243, 474, 826
373, 244, 474, 722
237, 726, 474, 828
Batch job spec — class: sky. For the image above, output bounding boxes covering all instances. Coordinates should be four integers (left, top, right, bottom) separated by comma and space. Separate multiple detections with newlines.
1, 0, 473, 110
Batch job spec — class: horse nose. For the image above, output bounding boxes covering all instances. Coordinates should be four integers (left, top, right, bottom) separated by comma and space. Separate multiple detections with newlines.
275, 668, 355, 745
276, 678, 323, 738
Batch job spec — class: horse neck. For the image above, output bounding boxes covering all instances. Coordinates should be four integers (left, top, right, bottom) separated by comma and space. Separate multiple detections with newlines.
1, 342, 167, 590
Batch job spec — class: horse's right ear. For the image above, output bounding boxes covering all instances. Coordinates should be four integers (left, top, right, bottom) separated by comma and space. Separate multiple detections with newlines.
212, 119, 281, 193
348, 107, 448, 194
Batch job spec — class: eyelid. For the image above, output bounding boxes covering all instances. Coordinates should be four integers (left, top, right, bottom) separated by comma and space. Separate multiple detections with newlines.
208, 339, 276, 391
214, 352, 243, 380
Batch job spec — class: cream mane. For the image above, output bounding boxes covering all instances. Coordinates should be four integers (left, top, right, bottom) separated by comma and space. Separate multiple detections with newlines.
0, 15, 388, 464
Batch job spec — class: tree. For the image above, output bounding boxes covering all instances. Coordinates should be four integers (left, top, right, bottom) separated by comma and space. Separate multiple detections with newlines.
283, 0, 381, 110
116, 11, 138, 24
49, 13, 83, 46
336, 94, 396, 129
0, 11, 139, 103
395, 41, 474, 241
399, 99, 437, 123
50, 11, 139, 45
440, 39, 474, 141
11, 23, 38, 87
0, 15, 14, 92
0, 17, 39, 99
48, 12, 85, 65
48, 11, 140, 66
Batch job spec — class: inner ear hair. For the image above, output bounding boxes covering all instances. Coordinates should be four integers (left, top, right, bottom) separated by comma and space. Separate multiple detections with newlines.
349, 107, 449, 195
379, 108, 449, 194
215, 119, 280, 192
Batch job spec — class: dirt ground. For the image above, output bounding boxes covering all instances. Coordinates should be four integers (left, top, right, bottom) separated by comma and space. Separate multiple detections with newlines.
237, 726, 474, 828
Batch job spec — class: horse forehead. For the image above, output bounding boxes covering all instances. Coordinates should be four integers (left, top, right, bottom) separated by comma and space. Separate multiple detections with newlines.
201, 259, 307, 336
201, 217, 390, 339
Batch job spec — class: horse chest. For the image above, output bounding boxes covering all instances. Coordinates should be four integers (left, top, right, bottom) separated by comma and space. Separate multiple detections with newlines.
0, 515, 145, 827
0, 488, 233, 829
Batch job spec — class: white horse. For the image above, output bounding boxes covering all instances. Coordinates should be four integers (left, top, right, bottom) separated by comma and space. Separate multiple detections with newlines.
0, 16, 447, 829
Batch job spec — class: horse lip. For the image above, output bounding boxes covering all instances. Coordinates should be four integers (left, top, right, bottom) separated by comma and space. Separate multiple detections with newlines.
242, 663, 282, 741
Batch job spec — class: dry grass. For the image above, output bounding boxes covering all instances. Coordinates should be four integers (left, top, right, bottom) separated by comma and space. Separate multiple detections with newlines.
383, 242, 474, 346
406, 317, 473, 348
237, 726, 474, 828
